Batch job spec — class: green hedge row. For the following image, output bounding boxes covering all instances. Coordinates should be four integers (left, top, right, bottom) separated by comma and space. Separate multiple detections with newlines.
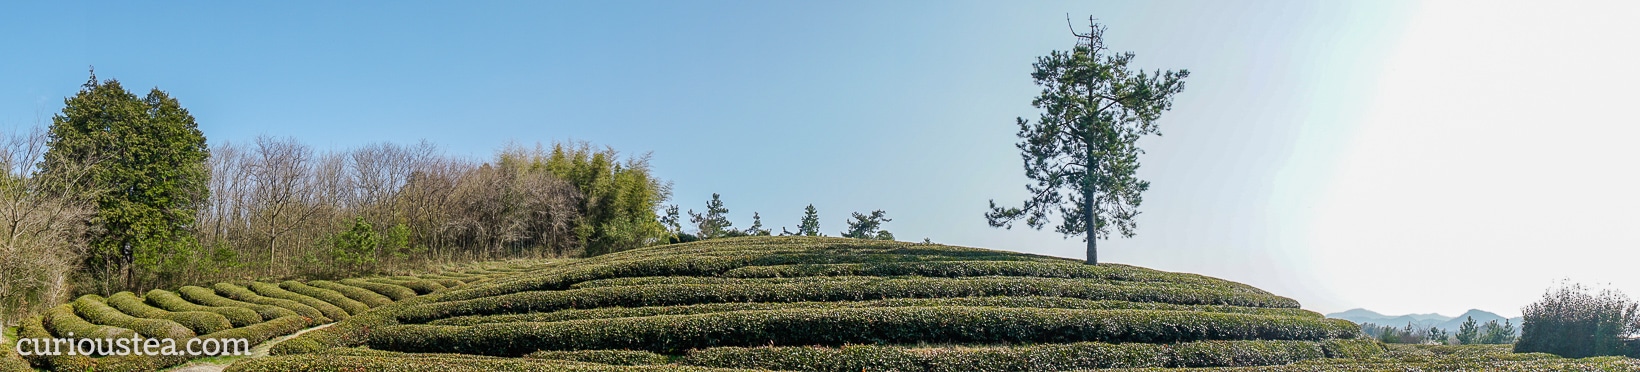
432, 255, 748, 302
178, 286, 303, 322
17, 312, 313, 372
0, 334, 30, 372
200, 315, 311, 346
281, 281, 370, 315
146, 289, 262, 327
107, 292, 233, 335
428, 296, 1318, 326
247, 282, 351, 320
720, 260, 1269, 294
1112, 354, 1640, 372
524, 350, 670, 366
397, 277, 1298, 324
43, 303, 135, 341
214, 283, 332, 323
371, 307, 1358, 355
338, 278, 418, 301
71, 295, 194, 340
367, 277, 447, 295
308, 280, 393, 307
224, 354, 750, 372
680, 339, 1378, 371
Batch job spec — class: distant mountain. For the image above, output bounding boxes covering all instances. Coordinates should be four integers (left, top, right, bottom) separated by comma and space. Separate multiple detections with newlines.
1326, 308, 1522, 333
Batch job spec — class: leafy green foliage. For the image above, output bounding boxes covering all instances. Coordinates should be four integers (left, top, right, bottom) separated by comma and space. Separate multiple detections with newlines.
213, 283, 331, 323
839, 210, 893, 240
1516, 282, 1640, 357
105, 291, 232, 335
145, 289, 262, 327
538, 142, 670, 256
246, 281, 350, 320
985, 21, 1188, 265
525, 350, 670, 366
70, 294, 193, 340
306, 280, 393, 308
281, 281, 370, 316
330, 217, 381, 273
1458, 316, 1480, 344
177, 285, 303, 323
337, 279, 418, 301
41, 73, 211, 292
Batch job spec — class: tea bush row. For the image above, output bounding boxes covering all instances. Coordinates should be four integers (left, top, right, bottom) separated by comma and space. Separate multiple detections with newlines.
398, 277, 1298, 323
146, 290, 263, 327
223, 354, 750, 372
280, 281, 370, 315
307, 280, 393, 307
246, 282, 351, 320
177, 286, 302, 322
680, 339, 1382, 371
371, 307, 1358, 355
107, 292, 233, 335
429, 296, 1318, 326
213, 283, 331, 323
720, 260, 1268, 294
338, 279, 418, 300
71, 295, 193, 340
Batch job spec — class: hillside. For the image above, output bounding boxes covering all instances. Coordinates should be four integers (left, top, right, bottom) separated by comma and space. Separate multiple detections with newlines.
243, 236, 1383, 371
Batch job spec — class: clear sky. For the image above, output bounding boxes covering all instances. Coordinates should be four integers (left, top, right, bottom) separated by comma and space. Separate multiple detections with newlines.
3, 1, 1635, 318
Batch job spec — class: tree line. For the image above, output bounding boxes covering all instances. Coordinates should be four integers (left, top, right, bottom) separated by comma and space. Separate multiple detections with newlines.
0, 74, 669, 327
660, 193, 899, 243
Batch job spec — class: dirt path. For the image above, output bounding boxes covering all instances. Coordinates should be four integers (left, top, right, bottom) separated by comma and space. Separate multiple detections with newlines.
164, 323, 334, 372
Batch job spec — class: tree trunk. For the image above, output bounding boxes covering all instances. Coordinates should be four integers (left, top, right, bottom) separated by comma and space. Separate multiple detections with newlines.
1084, 188, 1097, 265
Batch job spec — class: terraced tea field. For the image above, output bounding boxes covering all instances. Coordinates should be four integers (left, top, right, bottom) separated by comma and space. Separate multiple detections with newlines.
0, 260, 552, 372
7, 237, 1637, 371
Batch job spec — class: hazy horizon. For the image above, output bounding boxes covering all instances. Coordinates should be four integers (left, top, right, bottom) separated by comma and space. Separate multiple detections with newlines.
5, 1, 1637, 319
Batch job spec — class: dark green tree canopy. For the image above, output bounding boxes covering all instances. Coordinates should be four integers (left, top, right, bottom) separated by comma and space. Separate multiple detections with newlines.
841, 210, 893, 241
796, 204, 821, 237
41, 72, 211, 291
688, 193, 733, 239
986, 19, 1188, 265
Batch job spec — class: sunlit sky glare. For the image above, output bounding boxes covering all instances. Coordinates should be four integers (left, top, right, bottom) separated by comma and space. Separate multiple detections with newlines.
2, 1, 1636, 318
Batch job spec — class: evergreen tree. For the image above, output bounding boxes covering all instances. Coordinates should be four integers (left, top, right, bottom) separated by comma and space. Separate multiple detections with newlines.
796, 204, 821, 236
1457, 316, 1480, 345
687, 193, 733, 239
41, 72, 210, 292
660, 205, 682, 235
985, 19, 1188, 265
744, 212, 771, 236
841, 210, 894, 241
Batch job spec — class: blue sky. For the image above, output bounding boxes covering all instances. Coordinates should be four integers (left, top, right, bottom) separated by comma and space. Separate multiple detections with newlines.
4, 1, 1637, 317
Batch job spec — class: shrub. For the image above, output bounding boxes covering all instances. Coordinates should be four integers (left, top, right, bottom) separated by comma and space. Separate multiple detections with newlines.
0, 335, 31, 372
224, 354, 739, 372
178, 285, 303, 322
308, 280, 393, 307
681, 340, 1340, 371
1320, 338, 1386, 358
247, 281, 351, 320
524, 350, 669, 366
42, 303, 134, 341
338, 279, 418, 301
367, 278, 447, 295
281, 281, 370, 315
1515, 282, 1640, 358
429, 296, 1317, 326
200, 315, 310, 346
723, 260, 1269, 294
396, 277, 1297, 323
106, 291, 233, 335
70, 294, 194, 339
214, 283, 332, 323
145, 289, 262, 327
371, 307, 1357, 355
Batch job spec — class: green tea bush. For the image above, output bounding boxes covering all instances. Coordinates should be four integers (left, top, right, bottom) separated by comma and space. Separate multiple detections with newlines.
308, 280, 393, 307
372, 307, 1356, 355
430, 296, 1317, 326
680, 340, 1349, 371
524, 350, 670, 366
367, 278, 448, 295
1168, 340, 1323, 367
145, 289, 262, 327
1319, 338, 1385, 358
397, 277, 1297, 323
106, 291, 233, 335
224, 354, 749, 372
247, 281, 351, 320
338, 278, 418, 300
43, 303, 134, 341
281, 281, 370, 315
721, 260, 1269, 294
0, 336, 31, 372
213, 283, 331, 323
178, 286, 303, 322
70, 294, 194, 340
